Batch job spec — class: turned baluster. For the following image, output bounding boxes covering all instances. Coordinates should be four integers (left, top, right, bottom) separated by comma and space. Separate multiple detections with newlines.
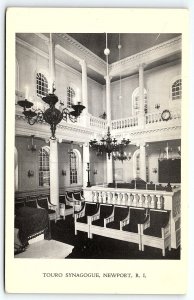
132, 193, 137, 207
156, 195, 163, 209
112, 192, 116, 204
117, 192, 122, 205
138, 194, 144, 207
102, 192, 107, 204
126, 193, 131, 206
150, 194, 156, 208
144, 194, 149, 208
121, 192, 126, 205
107, 192, 111, 204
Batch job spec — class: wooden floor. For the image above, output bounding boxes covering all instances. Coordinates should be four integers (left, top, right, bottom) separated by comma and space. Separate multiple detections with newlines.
50, 216, 181, 260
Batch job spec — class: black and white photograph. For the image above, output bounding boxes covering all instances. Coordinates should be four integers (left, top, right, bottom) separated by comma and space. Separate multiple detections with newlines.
5, 8, 189, 294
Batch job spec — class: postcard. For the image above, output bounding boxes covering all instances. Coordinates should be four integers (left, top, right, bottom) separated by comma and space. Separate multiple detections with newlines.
5, 7, 188, 294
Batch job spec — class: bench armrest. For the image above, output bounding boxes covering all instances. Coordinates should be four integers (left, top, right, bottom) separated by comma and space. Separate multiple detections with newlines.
104, 210, 114, 227
140, 217, 150, 234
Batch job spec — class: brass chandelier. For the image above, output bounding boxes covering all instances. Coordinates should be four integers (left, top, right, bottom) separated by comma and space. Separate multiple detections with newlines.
17, 86, 85, 140
89, 126, 130, 159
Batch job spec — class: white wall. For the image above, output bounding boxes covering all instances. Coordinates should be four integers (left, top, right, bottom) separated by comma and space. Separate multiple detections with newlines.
111, 60, 181, 120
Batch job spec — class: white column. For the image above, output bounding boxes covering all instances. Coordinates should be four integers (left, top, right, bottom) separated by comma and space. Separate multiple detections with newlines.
48, 33, 56, 92
83, 143, 90, 188
106, 154, 113, 183
104, 75, 113, 183
50, 139, 59, 215
139, 143, 146, 181
79, 59, 88, 111
138, 63, 145, 127
104, 75, 112, 126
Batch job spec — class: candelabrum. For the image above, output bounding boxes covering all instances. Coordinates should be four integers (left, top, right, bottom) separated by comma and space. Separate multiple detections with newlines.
89, 127, 130, 159
113, 151, 132, 163
17, 87, 85, 140
86, 162, 91, 187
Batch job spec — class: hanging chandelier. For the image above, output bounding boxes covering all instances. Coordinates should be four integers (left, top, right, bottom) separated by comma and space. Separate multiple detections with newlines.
17, 85, 85, 140
89, 126, 130, 159
112, 150, 132, 163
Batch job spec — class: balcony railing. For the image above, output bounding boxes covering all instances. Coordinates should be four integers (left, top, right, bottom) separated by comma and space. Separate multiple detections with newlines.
111, 116, 138, 130
89, 115, 107, 130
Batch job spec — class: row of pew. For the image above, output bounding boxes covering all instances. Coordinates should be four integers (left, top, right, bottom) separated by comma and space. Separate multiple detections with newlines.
74, 202, 171, 256
15, 195, 57, 222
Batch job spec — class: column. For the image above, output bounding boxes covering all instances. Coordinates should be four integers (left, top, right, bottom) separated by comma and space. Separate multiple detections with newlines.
50, 139, 59, 216
107, 154, 113, 183
79, 59, 88, 112
104, 75, 113, 183
48, 33, 56, 92
138, 63, 145, 127
104, 75, 112, 126
139, 142, 146, 181
83, 143, 90, 188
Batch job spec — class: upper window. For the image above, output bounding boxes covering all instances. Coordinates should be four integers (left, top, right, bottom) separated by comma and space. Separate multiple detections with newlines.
39, 146, 50, 187
36, 73, 48, 97
132, 87, 147, 115
67, 86, 75, 108
70, 151, 78, 184
172, 79, 182, 100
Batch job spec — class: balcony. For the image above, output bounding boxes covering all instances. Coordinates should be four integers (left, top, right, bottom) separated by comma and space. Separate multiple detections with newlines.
15, 90, 181, 143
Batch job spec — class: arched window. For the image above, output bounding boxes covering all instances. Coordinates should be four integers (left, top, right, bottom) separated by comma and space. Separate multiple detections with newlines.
67, 86, 75, 108
39, 146, 50, 187
172, 79, 182, 100
132, 87, 147, 115
36, 73, 48, 97
70, 151, 78, 184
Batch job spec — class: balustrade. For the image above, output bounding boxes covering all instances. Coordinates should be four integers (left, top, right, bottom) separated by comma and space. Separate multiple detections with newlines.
88, 187, 169, 211
89, 115, 107, 129
83, 185, 181, 249
111, 116, 138, 130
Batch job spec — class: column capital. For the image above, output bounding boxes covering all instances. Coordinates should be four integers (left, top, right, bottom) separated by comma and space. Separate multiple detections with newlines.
104, 75, 112, 82
138, 63, 146, 70
79, 59, 87, 68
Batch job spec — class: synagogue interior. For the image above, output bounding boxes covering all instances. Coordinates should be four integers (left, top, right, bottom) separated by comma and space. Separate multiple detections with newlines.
14, 32, 181, 259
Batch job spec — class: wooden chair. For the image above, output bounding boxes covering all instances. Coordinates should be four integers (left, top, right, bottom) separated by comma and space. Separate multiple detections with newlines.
66, 191, 83, 212
25, 196, 38, 208
140, 209, 171, 256
15, 197, 26, 213
89, 204, 114, 238
37, 197, 57, 222
121, 207, 148, 250
105, 206, 129, 230
74, 202, 99, 237
59, 194, 74, 219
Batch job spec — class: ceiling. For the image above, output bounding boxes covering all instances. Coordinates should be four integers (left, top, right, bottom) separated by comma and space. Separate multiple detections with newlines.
16, 33, 181, 85
68, 33, 181, 64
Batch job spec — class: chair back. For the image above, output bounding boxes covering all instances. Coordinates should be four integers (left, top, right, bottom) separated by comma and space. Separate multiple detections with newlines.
85, 202, 99, 216
25, 198, 38, 208
100, 204, 114, 219
73, 192, 82, 201
15, 197, 26, 211
59, 195, 66, 204
129, 207, 147, 224
150, 209, 170, 228
114, 206, 129, 222
37, 197, 49, 210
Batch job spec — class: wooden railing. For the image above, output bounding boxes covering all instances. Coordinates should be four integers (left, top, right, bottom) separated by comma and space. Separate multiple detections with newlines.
145, 111, 181, 125
83, 186, 181, 249
111, 116, 138, 130
89, 115, 107, 129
